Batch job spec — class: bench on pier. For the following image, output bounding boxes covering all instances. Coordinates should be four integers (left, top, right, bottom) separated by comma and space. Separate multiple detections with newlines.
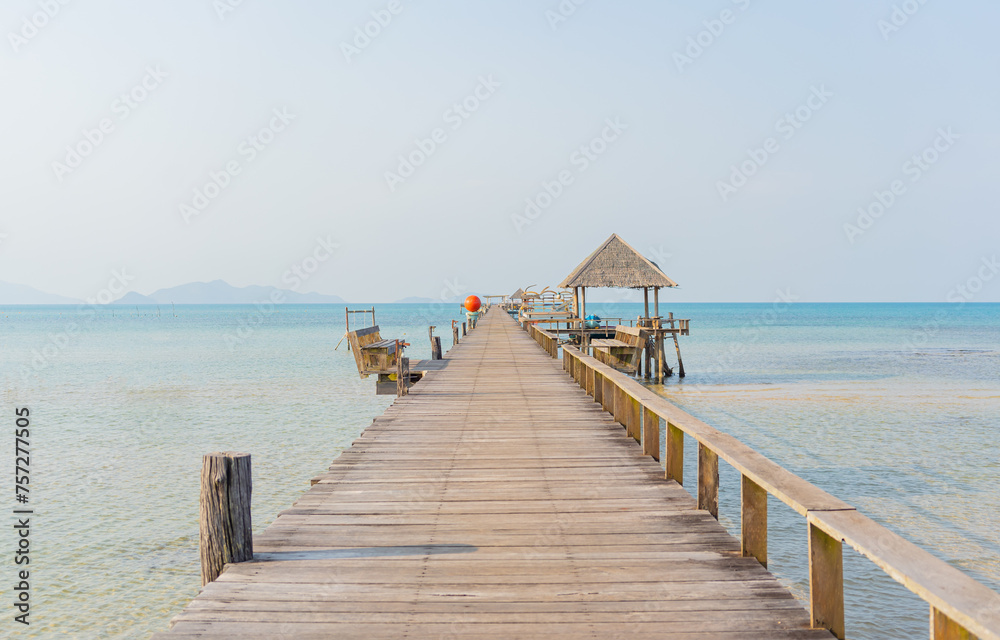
345, 326, 403, 378
591, 325, 648, 374
345, 325, 436, 395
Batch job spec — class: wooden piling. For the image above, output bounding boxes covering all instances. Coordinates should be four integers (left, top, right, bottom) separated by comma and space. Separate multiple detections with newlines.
453, 325, 459, 347
199, 452, 253, 586
462, 322, 467, 337
431, 336, 442, 360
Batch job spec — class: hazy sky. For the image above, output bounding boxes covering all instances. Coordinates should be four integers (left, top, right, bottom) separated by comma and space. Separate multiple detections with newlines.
1, 0, 997, 302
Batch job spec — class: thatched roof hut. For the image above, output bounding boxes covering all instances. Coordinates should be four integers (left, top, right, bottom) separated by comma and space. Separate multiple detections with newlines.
559, 234, 678, 290
510, 287, 524, 300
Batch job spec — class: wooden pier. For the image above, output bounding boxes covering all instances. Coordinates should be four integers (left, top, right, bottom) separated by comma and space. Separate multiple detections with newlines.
154, 307, 1000, 639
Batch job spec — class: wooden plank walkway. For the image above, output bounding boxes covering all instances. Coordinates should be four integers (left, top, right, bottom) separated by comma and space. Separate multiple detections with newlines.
153, 308, 833, 639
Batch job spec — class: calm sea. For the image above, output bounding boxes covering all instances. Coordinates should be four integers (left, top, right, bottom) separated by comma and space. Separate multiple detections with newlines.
1, 302, 998, 639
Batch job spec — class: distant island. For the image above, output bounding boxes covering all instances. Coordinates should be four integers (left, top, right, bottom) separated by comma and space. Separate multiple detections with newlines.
0, 280, 347, 305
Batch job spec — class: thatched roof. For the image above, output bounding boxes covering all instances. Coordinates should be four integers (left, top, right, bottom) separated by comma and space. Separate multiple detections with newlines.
510, 288, 524, 300
559, 234, 679, 289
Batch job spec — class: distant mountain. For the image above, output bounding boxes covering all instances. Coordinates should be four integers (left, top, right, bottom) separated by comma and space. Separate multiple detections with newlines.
115, 280, 347, 304
0, 281, 80, 304
394, 296, 437, 303
0, 279, 347, 305
394, 294, 479, 304
110, 291, 158, 304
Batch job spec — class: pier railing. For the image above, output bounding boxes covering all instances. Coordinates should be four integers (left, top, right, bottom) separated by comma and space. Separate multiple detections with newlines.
548, 339, 1000, 640
527, 323, 559, 358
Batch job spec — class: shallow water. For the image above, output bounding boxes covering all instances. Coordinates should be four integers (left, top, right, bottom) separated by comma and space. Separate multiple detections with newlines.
2, 302, 997, 638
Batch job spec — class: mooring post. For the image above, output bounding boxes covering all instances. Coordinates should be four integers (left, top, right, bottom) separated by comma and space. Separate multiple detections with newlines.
397, 353, 409, 396
200, 452, 253, 586
429, 326, 442, 360
453, 322, 459, 347
462, 321, 467, 337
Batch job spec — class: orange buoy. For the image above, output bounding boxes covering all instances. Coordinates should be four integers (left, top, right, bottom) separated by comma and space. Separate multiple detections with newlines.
464, 295, 481, 312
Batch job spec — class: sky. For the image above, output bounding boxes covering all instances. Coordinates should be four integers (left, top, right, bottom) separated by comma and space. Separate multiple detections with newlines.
1, 0, 997, 303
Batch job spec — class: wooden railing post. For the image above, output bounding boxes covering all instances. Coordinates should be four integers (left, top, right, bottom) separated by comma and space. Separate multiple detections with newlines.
615, 385, 626, 429
594, 371, 603, 405
602, 376, 613, 414
741, 475, 767, 567
628, 396, 641, 443
643, 407, 659, 461
453, 325, 459, 347
200, 452, 253, 586
585, 366, 594, 396
698, 443, 719, 519
666, 421, 683, 484
462, 321, 467, 337
809, 522, 845, 639
932, 607, 974, 640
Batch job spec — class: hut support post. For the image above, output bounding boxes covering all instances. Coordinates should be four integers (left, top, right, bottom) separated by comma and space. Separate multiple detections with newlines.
654, 288, 663, 384
643, 287, 651, 379
670, 312, 685, 378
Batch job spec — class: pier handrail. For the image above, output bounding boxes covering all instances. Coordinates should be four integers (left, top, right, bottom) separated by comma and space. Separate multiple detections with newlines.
556, 341, 1000, 640
528, 323, 559, 358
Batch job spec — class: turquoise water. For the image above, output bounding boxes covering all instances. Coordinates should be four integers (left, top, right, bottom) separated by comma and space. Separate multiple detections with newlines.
2, 302, 998, 638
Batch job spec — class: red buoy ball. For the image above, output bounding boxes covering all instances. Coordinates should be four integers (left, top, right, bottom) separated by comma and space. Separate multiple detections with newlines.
464, 295, 481, 312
